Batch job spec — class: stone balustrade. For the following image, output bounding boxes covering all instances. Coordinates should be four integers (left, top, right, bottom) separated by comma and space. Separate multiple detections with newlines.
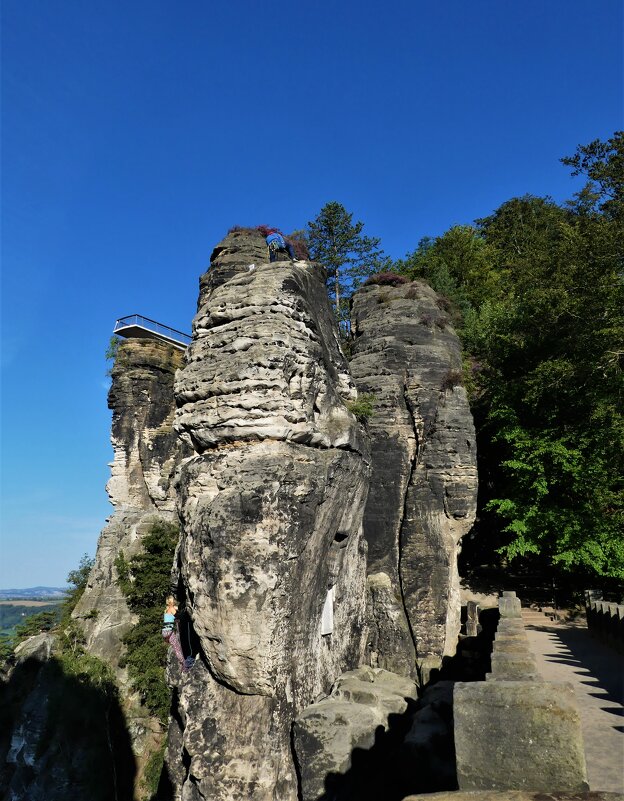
453, 591, 588, 793
585, 591, 624, 653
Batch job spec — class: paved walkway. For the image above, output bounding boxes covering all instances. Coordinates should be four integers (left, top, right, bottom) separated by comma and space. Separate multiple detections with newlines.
522, 608, 624, 793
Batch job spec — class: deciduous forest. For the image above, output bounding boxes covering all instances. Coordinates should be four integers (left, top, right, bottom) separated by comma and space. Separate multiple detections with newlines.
308, 132, 623, 586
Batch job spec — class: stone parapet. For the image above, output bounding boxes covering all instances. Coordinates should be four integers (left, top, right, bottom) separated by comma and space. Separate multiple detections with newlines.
585, 591, 624, 653
498, 590, 522, 619
453, 593, 588, 793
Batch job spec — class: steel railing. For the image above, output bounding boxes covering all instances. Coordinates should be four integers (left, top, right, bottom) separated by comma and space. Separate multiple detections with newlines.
113, 314, 192, 347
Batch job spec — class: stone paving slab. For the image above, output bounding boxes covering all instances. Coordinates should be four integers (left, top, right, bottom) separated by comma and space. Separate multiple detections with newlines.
522, 609, 624, 794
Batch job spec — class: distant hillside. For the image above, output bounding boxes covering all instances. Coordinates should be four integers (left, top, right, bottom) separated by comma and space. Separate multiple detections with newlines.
0, 587, 67, 600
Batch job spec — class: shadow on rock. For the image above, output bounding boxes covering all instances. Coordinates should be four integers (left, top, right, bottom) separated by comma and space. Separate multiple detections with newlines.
0, 654, 136, 801
318, 701, 420, 801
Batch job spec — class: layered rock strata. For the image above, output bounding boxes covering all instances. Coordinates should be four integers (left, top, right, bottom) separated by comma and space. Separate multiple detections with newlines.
72, 337, 190, 769
74, 337, 188, 660
169, 230, 371, 801
350, 282, 478, 675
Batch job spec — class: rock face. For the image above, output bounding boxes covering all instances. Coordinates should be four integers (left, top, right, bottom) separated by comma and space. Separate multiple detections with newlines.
74, 337, 188, 664
349, 282, 478, 675
293, 666, 417, 801
72, 337, 190, 775
168, 230, 371, 801
0, 635, 135, 801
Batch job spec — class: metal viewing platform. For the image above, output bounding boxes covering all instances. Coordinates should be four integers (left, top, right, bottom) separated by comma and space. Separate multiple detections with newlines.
113, 314, 192, 350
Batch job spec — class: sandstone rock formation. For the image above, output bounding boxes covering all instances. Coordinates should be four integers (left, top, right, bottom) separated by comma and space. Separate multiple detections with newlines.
293, 665, 417, 801
168, 230, 371, 801
349, 282, 477, 676
0, 634, 135, 801
74, 337, 188, 663
72, 337, 190, 774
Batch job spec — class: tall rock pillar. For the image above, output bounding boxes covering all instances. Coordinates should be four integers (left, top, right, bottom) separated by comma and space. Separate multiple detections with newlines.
169, 230, 371, 801
350, 281, 477, 676
72, 338, 190, 769
74, 338, 188, 662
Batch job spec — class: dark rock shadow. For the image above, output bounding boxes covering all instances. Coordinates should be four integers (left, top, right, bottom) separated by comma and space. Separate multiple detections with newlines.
0, 655, 136, 801
317, 700, 420, 801
177, 608, 201, 661
312, 605, 500, 801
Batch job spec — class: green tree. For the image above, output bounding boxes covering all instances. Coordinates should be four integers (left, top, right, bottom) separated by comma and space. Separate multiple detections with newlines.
463, 187, 624, 579
14, 610, 59, 639
115, 520, 179, 722
395, 225, 501, 314
390, 136, 623, 582
105, 334, 123, 378
561, 130, 624, 220
62, 552, 95, 624
307, 201, 386, 312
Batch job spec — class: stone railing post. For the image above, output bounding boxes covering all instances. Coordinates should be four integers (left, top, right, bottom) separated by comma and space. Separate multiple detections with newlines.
498, 590, 522, 618
465, 601, 480, 637
454, 591, 588, 793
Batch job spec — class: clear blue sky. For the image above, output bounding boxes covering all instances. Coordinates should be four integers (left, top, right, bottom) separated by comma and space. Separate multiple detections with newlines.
1, 0, 622, 587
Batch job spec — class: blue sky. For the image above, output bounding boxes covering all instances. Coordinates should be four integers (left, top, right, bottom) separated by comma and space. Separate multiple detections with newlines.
1, 0, 622, 587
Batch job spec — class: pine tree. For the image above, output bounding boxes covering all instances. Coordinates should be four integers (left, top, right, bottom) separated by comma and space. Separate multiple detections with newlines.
307, 201, 385, 311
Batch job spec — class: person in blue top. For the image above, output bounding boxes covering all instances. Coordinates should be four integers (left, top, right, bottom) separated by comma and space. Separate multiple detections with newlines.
261, 227, 298, 263
162, 595, 194, 671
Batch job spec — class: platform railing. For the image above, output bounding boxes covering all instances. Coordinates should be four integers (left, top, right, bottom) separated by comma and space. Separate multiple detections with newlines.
113, 314, 192, 348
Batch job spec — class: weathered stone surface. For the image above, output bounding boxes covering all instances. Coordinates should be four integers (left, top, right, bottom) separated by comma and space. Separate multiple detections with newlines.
74, 338, 189, 665
176, 231, 364, 454
465, 601, 480, 637
350, 282, 478, 673
494, 631, 528, 644
488, 650, 538, 681
13, 632, 55, 663
293, 666, 417, 801
170, 231, 371, 801
454, 681, 588, 792
499, 591, 522, 619
70, 337, 190, 788
0, 636, 135, 801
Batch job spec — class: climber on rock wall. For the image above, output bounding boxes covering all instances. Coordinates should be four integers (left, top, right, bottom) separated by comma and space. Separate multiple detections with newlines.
162, 595, 194, 671
257, 225, 299, 263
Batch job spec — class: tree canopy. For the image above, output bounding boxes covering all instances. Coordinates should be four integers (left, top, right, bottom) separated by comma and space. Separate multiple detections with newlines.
393, 134, 623, 581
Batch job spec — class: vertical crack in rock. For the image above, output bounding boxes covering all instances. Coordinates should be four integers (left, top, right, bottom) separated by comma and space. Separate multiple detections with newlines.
398, 374, 420, 657
350, 281, 478, 678
170, 230, 371, 801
